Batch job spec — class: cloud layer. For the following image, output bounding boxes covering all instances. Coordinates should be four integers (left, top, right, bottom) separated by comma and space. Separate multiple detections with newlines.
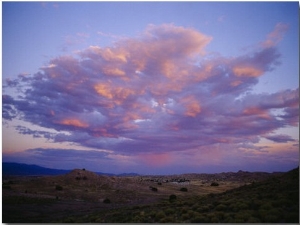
3, 24, 299, 173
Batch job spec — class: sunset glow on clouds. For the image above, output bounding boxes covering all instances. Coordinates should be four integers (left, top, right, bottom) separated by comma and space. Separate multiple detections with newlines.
2, 2, 299, 174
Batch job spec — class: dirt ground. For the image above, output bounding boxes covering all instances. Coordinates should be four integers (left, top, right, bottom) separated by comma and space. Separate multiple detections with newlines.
2, 170, 274, 223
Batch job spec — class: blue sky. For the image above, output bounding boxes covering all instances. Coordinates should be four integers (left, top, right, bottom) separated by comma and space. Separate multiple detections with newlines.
2, 2, 299, 175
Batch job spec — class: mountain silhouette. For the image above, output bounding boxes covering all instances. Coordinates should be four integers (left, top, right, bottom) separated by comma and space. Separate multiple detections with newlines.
2, 162, 139, 176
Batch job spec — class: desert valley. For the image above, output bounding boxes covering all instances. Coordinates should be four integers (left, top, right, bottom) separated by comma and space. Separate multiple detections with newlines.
3, 2, 299, 224
2, 163, 299, 223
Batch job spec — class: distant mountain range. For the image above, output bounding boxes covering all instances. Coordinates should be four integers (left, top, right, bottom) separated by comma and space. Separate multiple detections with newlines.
2, 162, 139, 177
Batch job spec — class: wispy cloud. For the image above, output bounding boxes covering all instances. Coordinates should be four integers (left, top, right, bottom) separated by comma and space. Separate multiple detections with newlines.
62, 32, 90, 52
218, 15, 226, 23
261, 22, 289, 48
263, 134, 296, 143
40, 2, 59, 9
3, 24, 298, 172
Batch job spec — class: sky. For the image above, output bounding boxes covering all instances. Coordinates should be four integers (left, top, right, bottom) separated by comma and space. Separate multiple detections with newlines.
2, 2, 299, 175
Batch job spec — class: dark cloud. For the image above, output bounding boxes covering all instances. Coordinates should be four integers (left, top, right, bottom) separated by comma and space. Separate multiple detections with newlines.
26, 148, 110, 159
264, 134, 296, 143
15, 126, 55, 139
2, 95, 17, 120
2, 24, 299, 159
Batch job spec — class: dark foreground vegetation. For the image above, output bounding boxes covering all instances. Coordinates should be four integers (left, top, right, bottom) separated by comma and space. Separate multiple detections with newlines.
2, 167, 299, 223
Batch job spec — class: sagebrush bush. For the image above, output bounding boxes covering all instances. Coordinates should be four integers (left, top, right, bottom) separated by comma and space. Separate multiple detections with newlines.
3, 185, 12, 190
55, 185, 63, 191
155, 211, 165, 220
165, 208, 175, 215
215, 204, 227, 211
181, 213, 190, 221
159, 216, 174, 223
103, 198, 111, 204
180, 187, 188, 192
191, 215, 208, 223
169, 194, 177, 202
150, 187, 158, 192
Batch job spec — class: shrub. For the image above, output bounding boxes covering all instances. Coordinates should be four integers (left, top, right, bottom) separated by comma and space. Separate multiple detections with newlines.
169, 194, 177, 202
159, 216, 174, 223
234, 211, 252, 222
191, 215, 208, 223
208, 193, 215, 197
229, 203, 239, 212
182, 213, 190, 221
247, 216, 261, 223
198, 205, 210, 213
188, 210, 195, 217
3, 185, 12, 190
215, 211, 226, 220
249, 199, 261, 210
103, 198, 111, 204
181, 207, 189, 214
211, 182, 219, 186
157, 182, 162, 185
63, 216, 76, 223
55, 185, 63, 191
155, 211, 166, 220
165, 208, 175, 215
180, 187, 188, 192
88, 215, 99, 222
284, 212, 299, 223
83, 176, 88, 180
150, 187, 158, 192
235, 201, 249, 210
260, 202, 272, 210
223, 213, 234, 222
215, 204, 227, 211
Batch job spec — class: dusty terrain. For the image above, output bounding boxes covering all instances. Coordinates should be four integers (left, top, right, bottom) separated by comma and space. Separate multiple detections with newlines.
3, 168, 297, 223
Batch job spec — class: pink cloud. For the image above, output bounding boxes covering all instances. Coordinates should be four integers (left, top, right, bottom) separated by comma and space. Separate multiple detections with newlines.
242, 107, 271, 120
55, 118, 89, 128
180, 95, 202, 117
2, 24, 298, 172
233, 66, 263, 77
262, 22, 289, 48
139, 152, 173, 167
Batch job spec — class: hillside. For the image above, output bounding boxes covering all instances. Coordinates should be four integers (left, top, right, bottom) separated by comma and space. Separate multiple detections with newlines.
58, 167, 299, 223
2, 166, 298, 223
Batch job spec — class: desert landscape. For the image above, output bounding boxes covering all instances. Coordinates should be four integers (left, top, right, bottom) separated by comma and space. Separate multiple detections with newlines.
2, 165, 299, 223
3, 2, 299, 224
